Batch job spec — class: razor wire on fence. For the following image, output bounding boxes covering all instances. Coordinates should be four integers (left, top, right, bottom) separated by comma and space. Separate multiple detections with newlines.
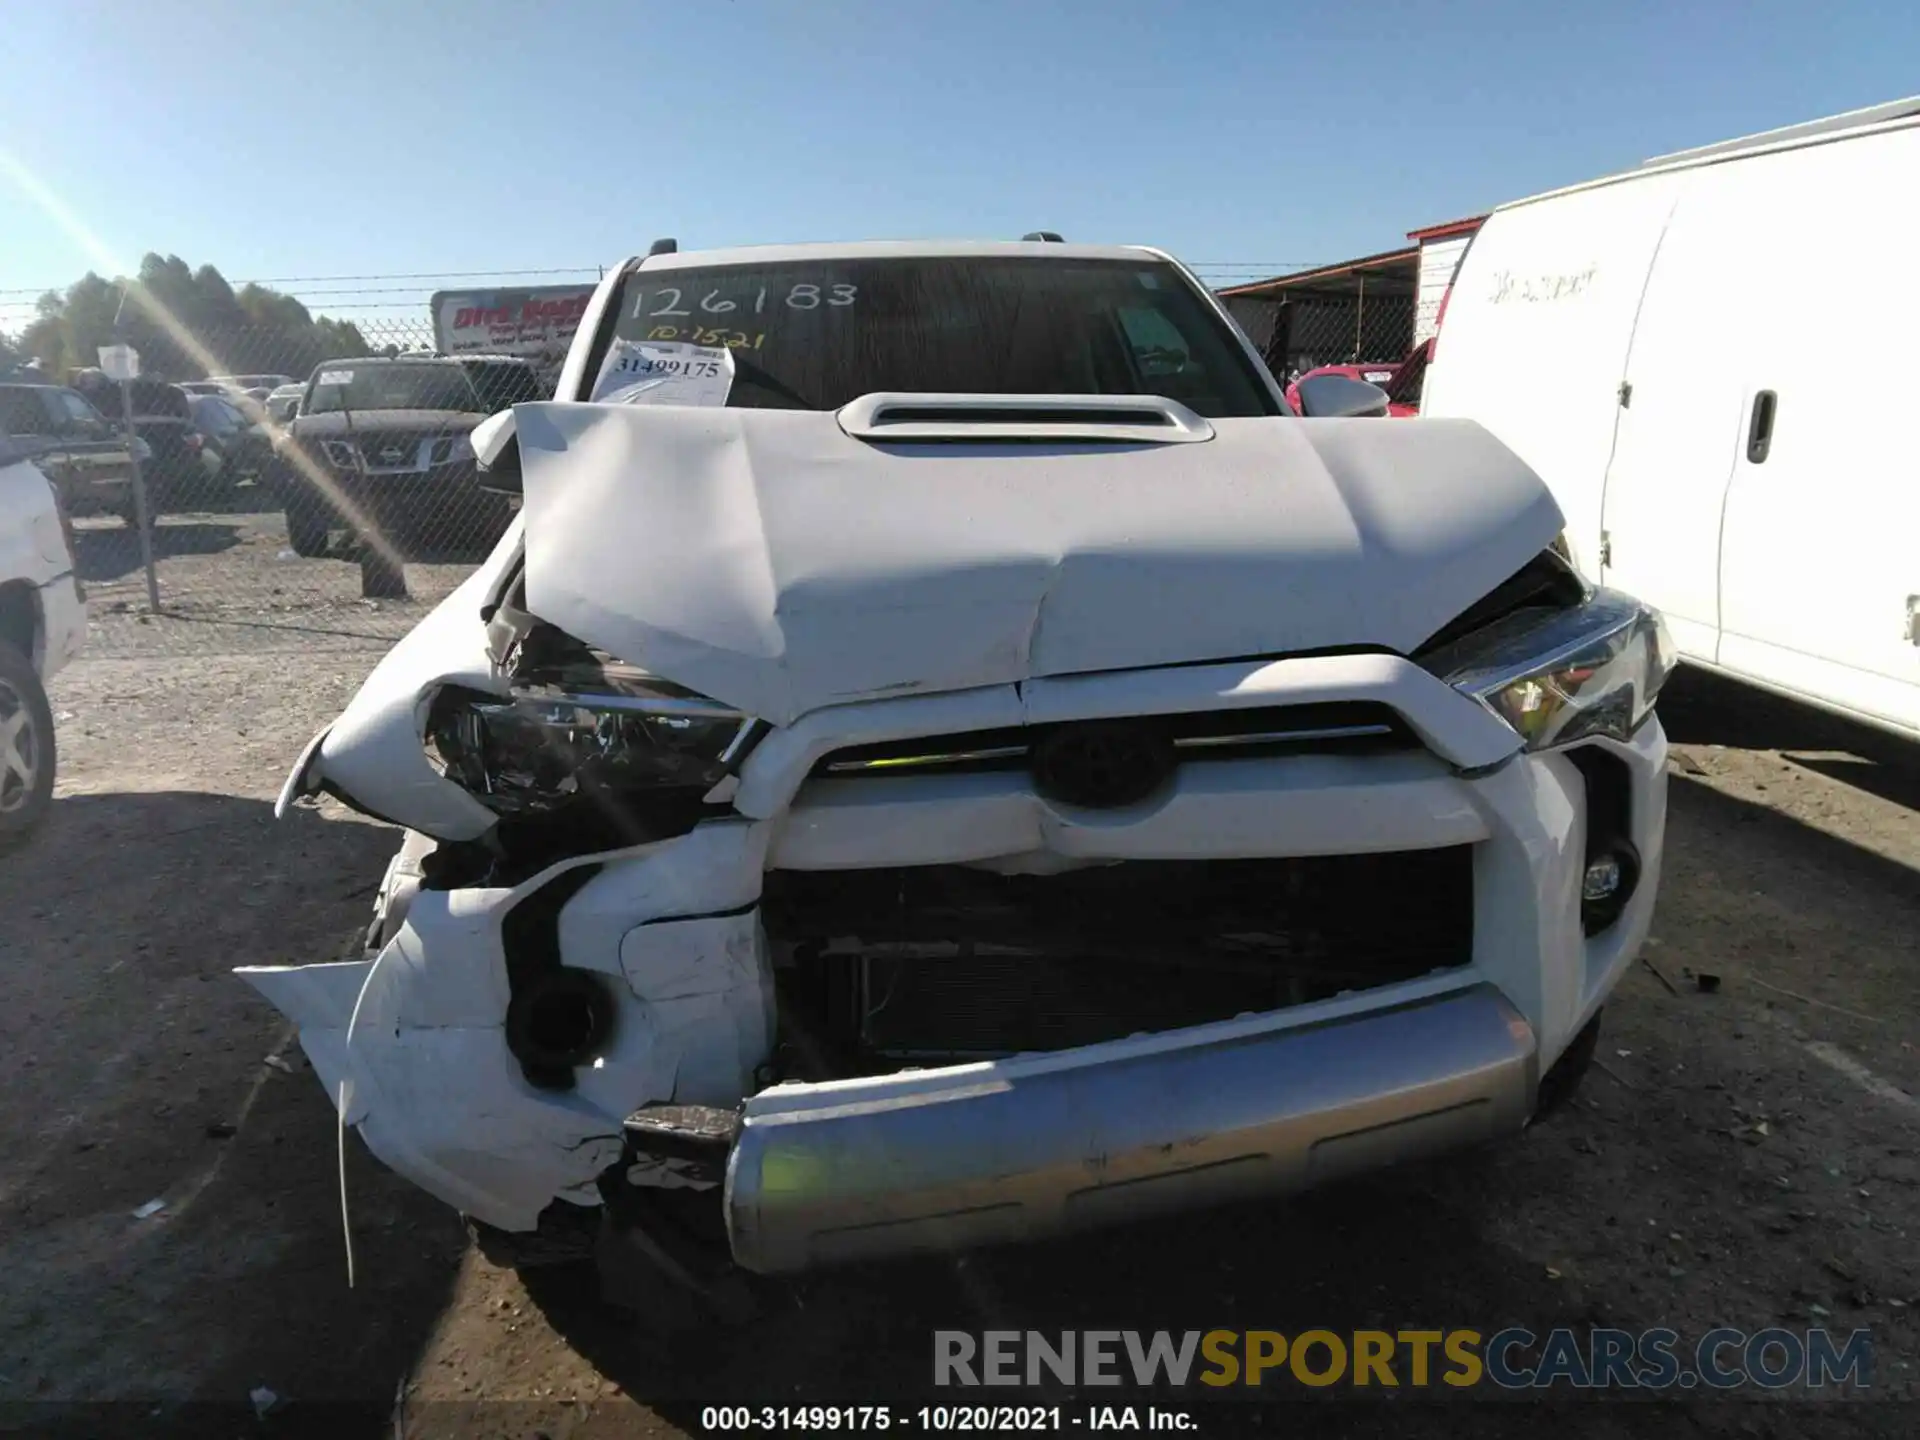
12, 286, 1426, 666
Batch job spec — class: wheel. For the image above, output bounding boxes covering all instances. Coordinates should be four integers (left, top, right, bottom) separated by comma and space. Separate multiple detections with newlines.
0, 641, 56, 849
284, 499, 330, 557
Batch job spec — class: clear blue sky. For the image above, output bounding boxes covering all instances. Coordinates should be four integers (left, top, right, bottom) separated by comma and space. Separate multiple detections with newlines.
3, 0, 1917, 324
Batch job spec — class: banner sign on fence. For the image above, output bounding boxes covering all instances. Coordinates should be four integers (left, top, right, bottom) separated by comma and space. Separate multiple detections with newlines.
430, 284, 598, 371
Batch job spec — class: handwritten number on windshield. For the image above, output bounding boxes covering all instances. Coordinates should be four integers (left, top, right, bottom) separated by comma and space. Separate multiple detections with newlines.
646, 324, 766, 348
632, 283, 858, 319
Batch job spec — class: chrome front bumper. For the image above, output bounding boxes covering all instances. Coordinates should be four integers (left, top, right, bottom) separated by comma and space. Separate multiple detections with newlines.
725, 982, 1536, 1275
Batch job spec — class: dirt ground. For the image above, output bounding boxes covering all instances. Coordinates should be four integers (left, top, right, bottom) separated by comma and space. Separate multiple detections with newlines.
2, 508, 1917, 1438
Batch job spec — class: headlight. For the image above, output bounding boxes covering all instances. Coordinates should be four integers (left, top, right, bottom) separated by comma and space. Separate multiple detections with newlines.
426, 675, 757, 817
447, 432, 475, 462
1428, 588, 1676, 751
321, 440, 357, 469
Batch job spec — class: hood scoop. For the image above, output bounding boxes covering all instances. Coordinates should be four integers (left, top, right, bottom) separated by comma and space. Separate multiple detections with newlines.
836, 392, 1214, 444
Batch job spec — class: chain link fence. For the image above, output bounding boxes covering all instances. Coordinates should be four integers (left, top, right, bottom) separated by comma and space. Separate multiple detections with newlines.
34, 316, 539, 660
27, 291, 1420, 669
1221, 291, 1420, 392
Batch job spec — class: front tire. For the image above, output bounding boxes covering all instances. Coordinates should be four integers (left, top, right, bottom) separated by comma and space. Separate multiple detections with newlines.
285, 498, 331, 557
0, 641, 56, 849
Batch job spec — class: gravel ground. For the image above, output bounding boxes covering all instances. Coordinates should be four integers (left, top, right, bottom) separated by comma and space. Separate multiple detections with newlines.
2, 507, 1917, 1437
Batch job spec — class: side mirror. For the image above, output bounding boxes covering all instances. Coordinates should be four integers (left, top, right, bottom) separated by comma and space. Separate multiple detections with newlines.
1295, 374, 1391, 419
471, 408, 521, 494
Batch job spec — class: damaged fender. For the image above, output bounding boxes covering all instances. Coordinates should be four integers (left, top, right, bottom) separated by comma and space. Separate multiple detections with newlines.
275, 525, 524, 839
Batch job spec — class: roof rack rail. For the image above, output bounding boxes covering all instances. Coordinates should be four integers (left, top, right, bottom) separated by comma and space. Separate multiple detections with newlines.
1021, 231, 1065, 243
648, 237, 678, 256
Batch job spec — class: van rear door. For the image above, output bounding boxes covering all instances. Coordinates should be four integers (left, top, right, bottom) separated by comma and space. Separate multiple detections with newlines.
1422, 173, 1686, 575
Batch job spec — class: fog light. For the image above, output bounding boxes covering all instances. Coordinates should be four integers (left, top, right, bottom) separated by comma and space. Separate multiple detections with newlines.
1582, 855, 1623, 903
1580, 843, 1640, 936
505, 968, 616, 1089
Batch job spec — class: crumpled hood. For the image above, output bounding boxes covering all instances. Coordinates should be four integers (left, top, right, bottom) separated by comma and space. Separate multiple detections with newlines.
516, 402, 1564, 725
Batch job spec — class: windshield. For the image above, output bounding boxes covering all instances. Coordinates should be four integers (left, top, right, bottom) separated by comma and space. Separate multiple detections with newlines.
191, 396, 243, 433
600, 256, 1276, 417
462, 361, 547, 410
304, 362, 480, 414
127, 379, 190, 419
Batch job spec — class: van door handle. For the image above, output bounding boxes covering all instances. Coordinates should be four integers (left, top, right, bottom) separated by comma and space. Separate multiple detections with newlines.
1746, 390, 1777, 464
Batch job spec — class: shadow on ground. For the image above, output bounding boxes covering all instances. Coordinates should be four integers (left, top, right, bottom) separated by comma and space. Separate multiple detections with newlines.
72, 520, 244, 582
521, 1157, 1565, 1420
1658, 675, 1912, 771
151, 478, 277, 517
0, 791, 460, 1438
518, 1149, 1908, 1438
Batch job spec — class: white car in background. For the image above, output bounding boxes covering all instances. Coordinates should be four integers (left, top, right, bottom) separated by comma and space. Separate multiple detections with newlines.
246, 238, 1675, 1321
0, 438, 87, 843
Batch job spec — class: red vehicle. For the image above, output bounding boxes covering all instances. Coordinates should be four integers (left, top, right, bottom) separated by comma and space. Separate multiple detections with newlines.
1286, 340, 1431, 417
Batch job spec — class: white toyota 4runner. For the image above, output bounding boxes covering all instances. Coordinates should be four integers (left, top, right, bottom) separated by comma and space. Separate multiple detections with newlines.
245, 240, 1672, 1314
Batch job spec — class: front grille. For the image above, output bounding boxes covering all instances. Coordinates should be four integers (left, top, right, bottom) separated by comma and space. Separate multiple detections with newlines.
355, 433, 420, 469
763, 849, 1473, 1069
811, 702, 1415, 784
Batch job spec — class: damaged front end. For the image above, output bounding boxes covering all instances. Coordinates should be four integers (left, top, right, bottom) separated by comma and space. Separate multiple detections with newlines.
246, 398, 1670, 1296
254, 546, 783, 1243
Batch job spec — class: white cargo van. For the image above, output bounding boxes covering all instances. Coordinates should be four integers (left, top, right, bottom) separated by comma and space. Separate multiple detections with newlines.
1424, 98, 1920, 742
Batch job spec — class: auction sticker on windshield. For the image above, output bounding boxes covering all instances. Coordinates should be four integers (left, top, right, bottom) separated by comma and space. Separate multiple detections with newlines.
316, 369, 354, 386
592, 339, 735, 407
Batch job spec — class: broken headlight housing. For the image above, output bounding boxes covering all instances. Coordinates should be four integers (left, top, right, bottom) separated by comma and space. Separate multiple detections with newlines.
1425, 588, 1676, 751
426, 664, 758, 817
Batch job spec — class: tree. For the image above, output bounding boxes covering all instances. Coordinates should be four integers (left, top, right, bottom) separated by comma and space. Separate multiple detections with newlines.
17, 254, 373, 382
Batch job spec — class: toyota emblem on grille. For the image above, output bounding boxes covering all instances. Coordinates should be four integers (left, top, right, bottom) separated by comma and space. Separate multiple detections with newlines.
1031, 721, 1175, 809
